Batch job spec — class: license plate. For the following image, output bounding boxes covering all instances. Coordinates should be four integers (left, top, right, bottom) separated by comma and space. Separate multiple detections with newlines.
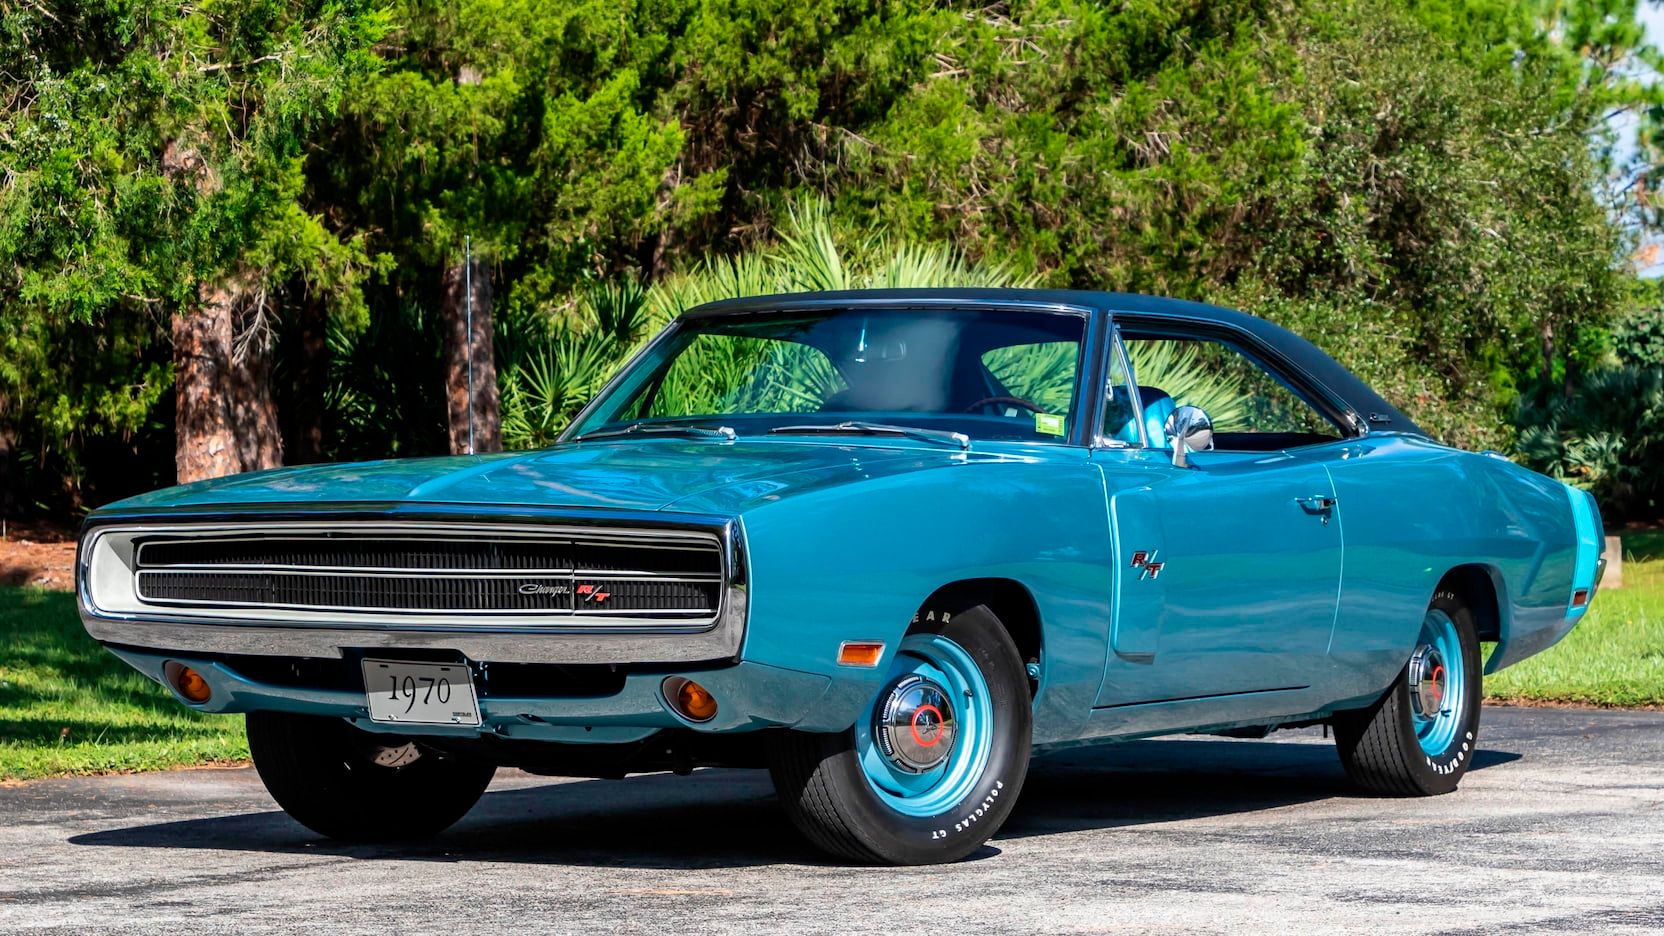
361, 659, 481, 726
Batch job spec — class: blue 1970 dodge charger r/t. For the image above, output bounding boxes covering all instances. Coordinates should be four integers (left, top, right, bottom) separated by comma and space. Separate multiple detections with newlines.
77, 289, 1604, 864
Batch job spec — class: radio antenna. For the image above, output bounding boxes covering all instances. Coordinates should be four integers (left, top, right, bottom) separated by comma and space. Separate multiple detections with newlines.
465, 234, 475, 456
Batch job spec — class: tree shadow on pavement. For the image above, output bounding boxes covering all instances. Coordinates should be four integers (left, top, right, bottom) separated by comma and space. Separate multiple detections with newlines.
67, 736, 1521, 869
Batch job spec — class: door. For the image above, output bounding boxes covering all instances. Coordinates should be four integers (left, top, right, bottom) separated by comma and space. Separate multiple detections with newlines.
1093, 330, 1346, 709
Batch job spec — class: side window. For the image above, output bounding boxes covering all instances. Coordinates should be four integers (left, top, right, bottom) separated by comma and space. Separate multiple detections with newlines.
641, 335, 846, 418
1122, 335, 1342, 449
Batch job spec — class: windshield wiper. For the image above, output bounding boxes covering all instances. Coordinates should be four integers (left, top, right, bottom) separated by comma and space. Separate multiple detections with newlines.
576, 422, 737, 442
768, 421, 970, 450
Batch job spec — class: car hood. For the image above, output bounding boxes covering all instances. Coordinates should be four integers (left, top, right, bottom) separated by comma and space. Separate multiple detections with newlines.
100, 440, 975, 517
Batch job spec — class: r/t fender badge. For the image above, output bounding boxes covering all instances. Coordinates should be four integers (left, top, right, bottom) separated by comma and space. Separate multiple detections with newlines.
1129, 549, 1164, 580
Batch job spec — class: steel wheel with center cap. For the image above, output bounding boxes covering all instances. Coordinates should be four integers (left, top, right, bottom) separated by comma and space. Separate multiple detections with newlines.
858, 633, 995, 818
768, 604, 1032, 865
1408, 609, 1467, 757
1334, 589, 1482, 796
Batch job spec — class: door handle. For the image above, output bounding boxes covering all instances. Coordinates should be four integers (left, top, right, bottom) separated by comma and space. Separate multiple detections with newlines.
1295, 495, 1338, 515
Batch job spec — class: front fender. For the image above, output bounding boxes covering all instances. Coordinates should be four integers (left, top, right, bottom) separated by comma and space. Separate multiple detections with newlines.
728, 453, 1112, 743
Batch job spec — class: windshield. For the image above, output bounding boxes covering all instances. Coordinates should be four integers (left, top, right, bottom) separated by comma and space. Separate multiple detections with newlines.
566, 307, 1087, 444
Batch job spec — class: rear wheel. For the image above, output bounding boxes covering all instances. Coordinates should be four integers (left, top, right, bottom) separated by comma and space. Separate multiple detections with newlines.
247, 711, 496, 841
1333, 589, 1482, 795
768, 605, 1032, 864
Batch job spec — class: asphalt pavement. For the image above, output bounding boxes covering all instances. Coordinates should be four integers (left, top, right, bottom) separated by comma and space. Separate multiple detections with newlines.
1, 705, 1660, 935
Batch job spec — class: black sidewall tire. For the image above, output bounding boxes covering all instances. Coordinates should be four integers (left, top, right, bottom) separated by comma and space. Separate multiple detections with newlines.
247, 711, 496, 841
1335, 589, 1483, 796
1395, 590, 1483, 793
774, 605, 1032, 864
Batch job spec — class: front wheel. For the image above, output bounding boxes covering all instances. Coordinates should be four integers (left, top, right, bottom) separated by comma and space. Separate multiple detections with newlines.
1333, 589, 1482, 795
768, 604, 1032, 864
247, 711, 496, 841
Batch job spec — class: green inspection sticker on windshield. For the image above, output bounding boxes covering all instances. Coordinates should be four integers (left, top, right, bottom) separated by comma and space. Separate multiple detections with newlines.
1034, 413, 1066, 436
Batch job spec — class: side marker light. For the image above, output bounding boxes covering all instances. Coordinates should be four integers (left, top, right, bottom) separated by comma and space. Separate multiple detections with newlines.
837, 642, 886, 667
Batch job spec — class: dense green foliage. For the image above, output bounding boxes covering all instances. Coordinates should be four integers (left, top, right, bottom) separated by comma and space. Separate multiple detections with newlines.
1515, 367, 1664, 521
1613, 303, 1664, 368
1, 0, 1660, 517
498, 199, 1040, 445
0, 0, 388, 505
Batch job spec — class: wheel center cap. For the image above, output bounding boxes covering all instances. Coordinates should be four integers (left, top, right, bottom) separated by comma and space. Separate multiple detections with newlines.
1410, 645, 1448, 719
875, 675, 958, 773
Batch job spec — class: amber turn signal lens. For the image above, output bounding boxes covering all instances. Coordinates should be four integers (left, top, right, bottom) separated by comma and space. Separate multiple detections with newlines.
837, 641, 886, 667
663, 677, 718, 722
163, 661, 212, 704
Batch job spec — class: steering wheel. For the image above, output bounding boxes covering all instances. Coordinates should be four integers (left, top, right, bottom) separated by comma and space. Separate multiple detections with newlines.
963, 395, 1045, 414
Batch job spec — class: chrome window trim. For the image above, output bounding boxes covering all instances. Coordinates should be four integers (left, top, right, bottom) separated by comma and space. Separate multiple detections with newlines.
564, 298, 1102, 448
1106, 311, 1363, 445
1093, 325, 1148, 450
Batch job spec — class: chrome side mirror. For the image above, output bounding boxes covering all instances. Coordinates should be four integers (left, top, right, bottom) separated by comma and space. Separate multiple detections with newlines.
1165, 405, 1214, 468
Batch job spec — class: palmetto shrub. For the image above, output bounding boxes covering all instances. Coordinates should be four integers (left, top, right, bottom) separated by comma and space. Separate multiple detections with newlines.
1125, 340, 1252, 432
497, 197, 1250, 446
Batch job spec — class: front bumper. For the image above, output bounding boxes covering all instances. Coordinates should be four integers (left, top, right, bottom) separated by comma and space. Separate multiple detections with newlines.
80, 614, 744, 666
110, 645, 835, 742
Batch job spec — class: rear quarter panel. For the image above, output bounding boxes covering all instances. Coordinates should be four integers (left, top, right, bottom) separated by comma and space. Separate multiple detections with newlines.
1323, 435, 1585, 705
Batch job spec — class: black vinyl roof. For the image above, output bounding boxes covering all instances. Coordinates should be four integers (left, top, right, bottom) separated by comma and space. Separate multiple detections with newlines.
687, 288, 1426, 438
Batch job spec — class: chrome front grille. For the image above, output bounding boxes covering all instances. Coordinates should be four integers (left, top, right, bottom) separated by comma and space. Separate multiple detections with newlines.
85, 522, 730, 632
133, 537, 721, 575
133, 569, 720, 614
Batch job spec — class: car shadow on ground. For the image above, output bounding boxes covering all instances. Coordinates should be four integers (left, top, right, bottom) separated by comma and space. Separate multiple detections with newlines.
67, 737, 1521, 869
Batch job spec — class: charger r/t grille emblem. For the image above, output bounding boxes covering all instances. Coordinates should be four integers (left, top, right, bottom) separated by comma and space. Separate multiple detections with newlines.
576, 583, 611, 603
1130, 549, 1164, 580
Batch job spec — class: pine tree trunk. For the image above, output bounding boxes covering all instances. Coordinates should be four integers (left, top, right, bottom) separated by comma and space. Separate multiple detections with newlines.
173, 275, 284, 483
441, 257, 500, 454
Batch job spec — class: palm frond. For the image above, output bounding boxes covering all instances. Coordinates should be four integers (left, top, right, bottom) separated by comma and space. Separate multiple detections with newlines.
1127, 340, 1252, 431
498, 193, 1045, 444
775, 198, 849, 293
585, 276, 649, 348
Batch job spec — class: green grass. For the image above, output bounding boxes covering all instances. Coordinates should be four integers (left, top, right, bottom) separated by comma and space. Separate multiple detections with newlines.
0, 588, 247, 781
1484, 530, 1664, 707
